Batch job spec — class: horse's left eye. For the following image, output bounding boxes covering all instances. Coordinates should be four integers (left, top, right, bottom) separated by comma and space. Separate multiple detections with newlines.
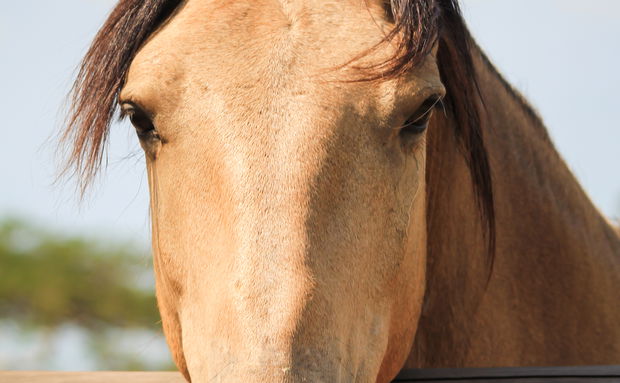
401, 113, 432, 135
400, 95, 442, 136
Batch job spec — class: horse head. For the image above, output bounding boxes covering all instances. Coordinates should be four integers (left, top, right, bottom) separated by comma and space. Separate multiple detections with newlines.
63, 0, 494, 381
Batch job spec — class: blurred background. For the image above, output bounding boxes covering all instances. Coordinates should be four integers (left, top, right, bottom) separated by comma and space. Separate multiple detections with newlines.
1, 0, 619, 371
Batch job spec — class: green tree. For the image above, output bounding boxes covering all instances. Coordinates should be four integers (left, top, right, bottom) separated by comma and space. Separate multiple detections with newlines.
0, 217, 173, 370
0, 218, 159, 330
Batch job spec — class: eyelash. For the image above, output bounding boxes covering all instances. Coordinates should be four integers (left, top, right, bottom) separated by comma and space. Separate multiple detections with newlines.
400, 95, 443, 135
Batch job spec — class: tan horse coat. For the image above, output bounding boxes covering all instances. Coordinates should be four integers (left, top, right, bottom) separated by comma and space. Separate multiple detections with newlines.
61, 0, 620, 381
407, 49, 620, 368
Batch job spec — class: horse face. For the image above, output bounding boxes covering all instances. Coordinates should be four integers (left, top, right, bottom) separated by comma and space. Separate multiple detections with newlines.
120, 0, 444, 381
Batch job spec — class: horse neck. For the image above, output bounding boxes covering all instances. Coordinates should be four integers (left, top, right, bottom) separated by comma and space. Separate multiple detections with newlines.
406, 44, 620, 368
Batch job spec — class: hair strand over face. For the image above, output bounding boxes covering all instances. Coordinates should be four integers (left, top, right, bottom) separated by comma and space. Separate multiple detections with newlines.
59, 0, 180, 193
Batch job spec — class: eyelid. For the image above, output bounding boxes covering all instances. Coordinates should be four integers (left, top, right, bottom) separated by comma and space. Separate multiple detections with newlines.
119, 100, 153, 119
119, 101, 135, 119
411, 94, 444, 122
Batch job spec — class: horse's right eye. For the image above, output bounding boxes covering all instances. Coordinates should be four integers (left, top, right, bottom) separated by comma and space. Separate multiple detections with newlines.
121, 103, 160, 142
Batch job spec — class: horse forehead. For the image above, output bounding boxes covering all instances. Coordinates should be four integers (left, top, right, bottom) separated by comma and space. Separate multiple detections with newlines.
188, 0, 381, 22
139, 0, 388, 61
125, 0, 392, 108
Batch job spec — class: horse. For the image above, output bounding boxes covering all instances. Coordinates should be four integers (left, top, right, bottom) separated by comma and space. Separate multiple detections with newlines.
60, 0, 620, 382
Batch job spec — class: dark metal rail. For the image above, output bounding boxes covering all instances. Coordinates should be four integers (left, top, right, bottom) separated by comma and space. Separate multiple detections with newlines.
2, 367, 620, 382
395, 366, 620, 382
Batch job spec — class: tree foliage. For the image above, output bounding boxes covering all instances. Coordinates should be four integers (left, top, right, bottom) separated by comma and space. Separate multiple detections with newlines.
0, 218, 160, 331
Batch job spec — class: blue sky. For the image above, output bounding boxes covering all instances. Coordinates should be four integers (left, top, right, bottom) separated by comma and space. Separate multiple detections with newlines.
1, 0, 619, 246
